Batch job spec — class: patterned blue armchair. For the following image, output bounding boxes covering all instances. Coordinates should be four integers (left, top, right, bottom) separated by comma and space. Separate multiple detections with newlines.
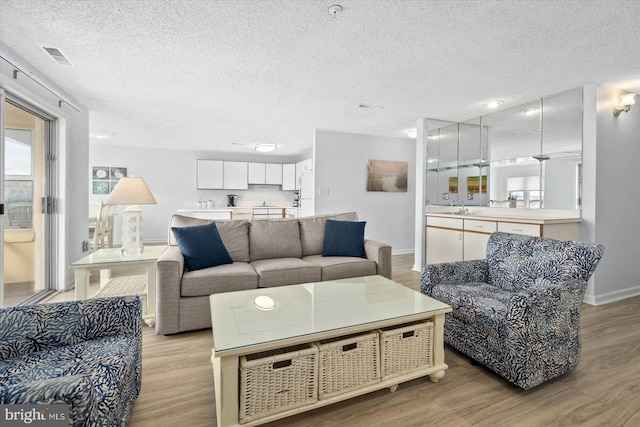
0, 296, 142, 426
421, 232, 604, 390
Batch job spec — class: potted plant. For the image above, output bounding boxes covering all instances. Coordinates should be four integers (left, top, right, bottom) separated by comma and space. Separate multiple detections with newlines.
507, 195, 517, 208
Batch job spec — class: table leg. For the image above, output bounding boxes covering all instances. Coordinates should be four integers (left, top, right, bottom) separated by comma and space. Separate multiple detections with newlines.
74, 268, 89, 300
429, 313, 447, 383
100, 269, 112, 288
212, 352, 240, 427
143, 263, 156, 327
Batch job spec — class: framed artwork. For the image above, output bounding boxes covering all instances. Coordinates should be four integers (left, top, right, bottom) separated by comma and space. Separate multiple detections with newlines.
366, 160, 408, 192
110, 167, 127, 180
93, 166, 109, 180
93, 181, 110, 195
467, 175, 487, 193
449, 177, 458, 194
92, 165, 127, 194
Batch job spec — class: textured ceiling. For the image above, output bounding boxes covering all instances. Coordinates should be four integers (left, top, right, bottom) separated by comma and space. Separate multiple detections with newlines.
1, 0, 639, 157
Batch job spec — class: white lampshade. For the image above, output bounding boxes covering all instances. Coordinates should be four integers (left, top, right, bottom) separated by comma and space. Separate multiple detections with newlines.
104, 177, 157, 206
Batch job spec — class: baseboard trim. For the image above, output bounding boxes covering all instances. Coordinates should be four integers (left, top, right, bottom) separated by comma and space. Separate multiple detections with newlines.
392, 249, 414, 255
583, 285, 640, 306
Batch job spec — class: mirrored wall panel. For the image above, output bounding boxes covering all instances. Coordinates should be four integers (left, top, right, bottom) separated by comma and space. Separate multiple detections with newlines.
425, 87, 582, 210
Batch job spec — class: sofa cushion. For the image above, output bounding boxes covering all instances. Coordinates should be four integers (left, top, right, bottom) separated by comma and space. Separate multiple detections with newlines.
172, 222, 233, 271
303, 255, 376, 281
250, 258, 321, 288
249, 219, 302, 261
169, 215, 250, 263
299, 212, 359, 256
180, 262, 258, 296
322, 220, 366, 258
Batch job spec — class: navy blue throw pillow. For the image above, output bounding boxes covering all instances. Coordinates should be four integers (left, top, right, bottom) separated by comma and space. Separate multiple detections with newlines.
171, 222, 233, 271
322, 220, 366, 258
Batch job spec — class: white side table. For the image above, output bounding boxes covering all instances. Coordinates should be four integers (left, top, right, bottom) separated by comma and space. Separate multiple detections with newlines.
70, 245, 167, 327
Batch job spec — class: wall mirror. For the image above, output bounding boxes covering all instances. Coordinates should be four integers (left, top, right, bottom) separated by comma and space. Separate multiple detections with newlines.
426, 87, 582, 210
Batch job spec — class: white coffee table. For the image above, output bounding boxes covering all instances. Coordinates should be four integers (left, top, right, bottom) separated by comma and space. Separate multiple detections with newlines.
70, 245, 167, 327
209, 275, 452, 427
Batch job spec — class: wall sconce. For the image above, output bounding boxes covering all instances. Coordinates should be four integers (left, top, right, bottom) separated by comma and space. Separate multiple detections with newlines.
613, 93, 636, 117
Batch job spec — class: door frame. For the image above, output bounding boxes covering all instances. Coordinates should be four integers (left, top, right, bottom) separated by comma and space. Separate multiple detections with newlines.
1, 90, 58, 306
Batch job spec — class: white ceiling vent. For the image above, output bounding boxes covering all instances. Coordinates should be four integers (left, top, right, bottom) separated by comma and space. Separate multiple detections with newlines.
42, 46, 73, 66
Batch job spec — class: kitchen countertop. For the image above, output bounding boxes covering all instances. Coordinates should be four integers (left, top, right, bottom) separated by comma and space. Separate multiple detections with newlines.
427, 212, 581, 225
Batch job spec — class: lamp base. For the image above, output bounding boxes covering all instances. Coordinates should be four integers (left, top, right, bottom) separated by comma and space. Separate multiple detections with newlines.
121, 205, 144, 258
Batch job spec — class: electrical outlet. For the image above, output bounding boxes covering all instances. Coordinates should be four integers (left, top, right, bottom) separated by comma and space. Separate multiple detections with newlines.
82, 241, 90, 252
467, 193, 474, 200
442, 193, 449, 200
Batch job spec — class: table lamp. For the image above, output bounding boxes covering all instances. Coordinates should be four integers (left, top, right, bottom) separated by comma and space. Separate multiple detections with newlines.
104, 177, 157, 256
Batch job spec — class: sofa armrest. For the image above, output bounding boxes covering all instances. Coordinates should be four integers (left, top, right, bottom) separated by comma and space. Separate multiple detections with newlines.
155, 246, 185, 335
0, 296, 141, 360
0, 375, 96, 426
364, 239, 392, 279
420, 259, 489, 296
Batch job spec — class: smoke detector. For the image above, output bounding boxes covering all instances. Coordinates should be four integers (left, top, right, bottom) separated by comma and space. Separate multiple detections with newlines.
328, 5, 342, 18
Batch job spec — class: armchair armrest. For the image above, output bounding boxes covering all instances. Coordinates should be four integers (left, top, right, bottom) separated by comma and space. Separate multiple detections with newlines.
420, 259, 489, 296
0, 375, 96, 426
364, 239, 392, 279
155, 246, 185, 335
0, 296, 141, 360
503, 278, 588, 385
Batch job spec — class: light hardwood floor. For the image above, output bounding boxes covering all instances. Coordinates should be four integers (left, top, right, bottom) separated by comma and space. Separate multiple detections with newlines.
58, 254, 640, 426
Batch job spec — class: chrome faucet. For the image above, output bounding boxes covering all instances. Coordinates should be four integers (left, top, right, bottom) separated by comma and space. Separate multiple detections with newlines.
457, 203, 469, 214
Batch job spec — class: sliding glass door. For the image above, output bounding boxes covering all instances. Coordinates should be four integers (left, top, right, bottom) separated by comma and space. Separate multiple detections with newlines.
1, 92, 56, 307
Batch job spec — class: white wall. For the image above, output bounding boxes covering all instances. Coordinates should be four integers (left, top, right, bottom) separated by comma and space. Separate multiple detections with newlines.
1, 44, 89, 290
89, 144, 302, 243
580, 84, 640, 304
314, 130, 416, 253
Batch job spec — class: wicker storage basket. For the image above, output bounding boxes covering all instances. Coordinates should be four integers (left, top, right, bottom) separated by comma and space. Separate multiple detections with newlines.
239, 343, 318, 424
377, 321, 433, 380
317, 332, 380, 400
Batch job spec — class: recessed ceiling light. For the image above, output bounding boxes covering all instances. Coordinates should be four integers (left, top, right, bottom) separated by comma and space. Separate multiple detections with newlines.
483, 100, 504, 109
407, 129, 417, 138
254, 143, 277, 152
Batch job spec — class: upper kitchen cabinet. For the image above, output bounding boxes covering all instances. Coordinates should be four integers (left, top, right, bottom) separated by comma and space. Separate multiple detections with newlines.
248, 162, 266, 184
282, 164, 296, 190
197, 160, 224, 189
223, 161, 249, 189
265, 163, 282, 185
248, 163, 283, 185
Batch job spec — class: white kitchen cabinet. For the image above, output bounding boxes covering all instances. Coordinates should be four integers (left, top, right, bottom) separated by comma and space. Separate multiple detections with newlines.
176, 209, 232, 220
223, 161, 248, 189
463, 219, 497, 260
197, 160, 224, 189
248, 163, 266, 184
252, 207, 285, 219
282, 164, 296, 190
265, 163, 282, 185
425, 214, 579, 264
427, 226, 463, 264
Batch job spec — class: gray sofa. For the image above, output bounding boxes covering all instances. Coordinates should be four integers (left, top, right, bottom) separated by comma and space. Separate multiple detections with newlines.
155, 212, 392, 335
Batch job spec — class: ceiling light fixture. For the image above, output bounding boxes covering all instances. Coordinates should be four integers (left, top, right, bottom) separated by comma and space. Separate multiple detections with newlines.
613, 93, 636, 116
328, 4, 342, 18
254, 143, 277, 152
483, 100, 504, 109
